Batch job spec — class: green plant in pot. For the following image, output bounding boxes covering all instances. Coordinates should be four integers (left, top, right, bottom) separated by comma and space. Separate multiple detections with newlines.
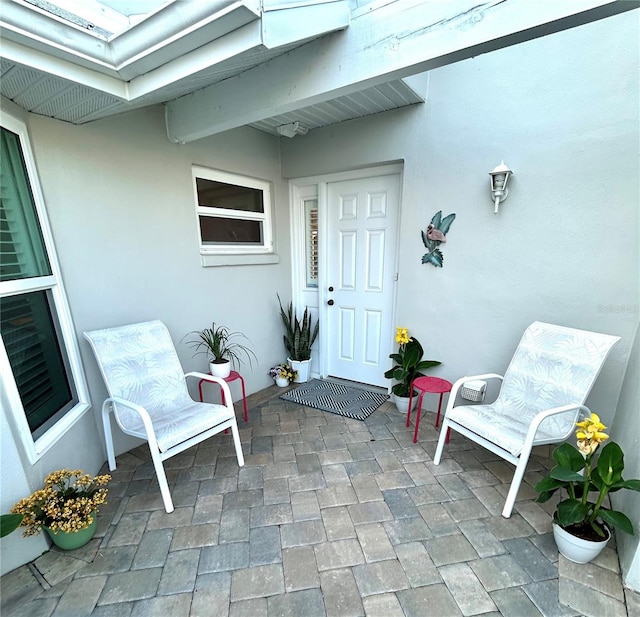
10, 469, 111, 550
385, 327, 441, 413
186, 322, 256, 379
277, 294, 319, 383
535, 412, 640, 563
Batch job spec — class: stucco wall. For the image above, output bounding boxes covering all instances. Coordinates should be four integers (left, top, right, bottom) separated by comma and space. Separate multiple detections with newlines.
611, 322, 640, 589
281, 10, 639, 429
27, 106, 290, 438
1, 104, 290, 573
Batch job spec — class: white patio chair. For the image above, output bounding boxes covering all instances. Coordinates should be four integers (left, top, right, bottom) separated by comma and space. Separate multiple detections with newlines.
433, 321, 619, 518
84, 320, 245, 513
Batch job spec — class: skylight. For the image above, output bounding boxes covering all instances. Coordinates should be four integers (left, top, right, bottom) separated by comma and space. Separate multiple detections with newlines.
25, 0, 169, 39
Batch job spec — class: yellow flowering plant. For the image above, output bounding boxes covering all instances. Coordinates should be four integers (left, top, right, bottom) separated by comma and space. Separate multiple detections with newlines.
269, 363, 298, 382
11, 469, 111, 536
535, 413, 640, 541
384, 327, 441, 397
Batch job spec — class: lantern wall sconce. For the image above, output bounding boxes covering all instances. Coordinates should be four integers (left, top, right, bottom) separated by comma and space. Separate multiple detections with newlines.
489, 161, 513, 214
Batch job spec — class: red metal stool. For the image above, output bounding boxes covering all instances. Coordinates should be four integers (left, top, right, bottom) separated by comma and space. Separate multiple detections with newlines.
406, 376, 453, 444
198, 370, 249, 422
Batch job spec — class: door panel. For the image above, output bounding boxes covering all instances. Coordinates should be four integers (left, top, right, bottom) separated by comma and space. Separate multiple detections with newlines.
326, 174, 400, 387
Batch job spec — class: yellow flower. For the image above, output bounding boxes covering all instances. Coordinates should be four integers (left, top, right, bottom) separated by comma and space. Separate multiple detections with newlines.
395, 327, 410, 345
576, 413, 606, 433
575, 412, 609, 455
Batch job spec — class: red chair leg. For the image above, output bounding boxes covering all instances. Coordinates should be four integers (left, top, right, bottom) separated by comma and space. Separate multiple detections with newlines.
413, 391, 427, 443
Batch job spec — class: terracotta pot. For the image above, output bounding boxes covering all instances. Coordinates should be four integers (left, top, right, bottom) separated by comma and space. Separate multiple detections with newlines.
552, 522, 610, 564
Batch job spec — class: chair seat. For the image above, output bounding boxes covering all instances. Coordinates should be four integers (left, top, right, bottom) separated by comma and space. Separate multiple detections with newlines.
124, 401, 235, 453
448, 401, 558, 456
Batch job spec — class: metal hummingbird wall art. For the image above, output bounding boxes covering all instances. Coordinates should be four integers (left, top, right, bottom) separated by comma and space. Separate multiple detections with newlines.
421, 210, 456, 268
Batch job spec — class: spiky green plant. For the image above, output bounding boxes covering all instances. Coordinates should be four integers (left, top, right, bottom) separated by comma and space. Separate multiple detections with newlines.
277, 295, 319, 361
185, 322, 256, 369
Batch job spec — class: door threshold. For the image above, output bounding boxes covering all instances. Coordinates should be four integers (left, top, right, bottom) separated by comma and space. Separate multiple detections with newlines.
323, 376, 388, 395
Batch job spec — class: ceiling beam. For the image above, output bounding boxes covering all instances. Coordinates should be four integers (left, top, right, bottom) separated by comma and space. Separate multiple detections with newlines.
166, 0, 639, 143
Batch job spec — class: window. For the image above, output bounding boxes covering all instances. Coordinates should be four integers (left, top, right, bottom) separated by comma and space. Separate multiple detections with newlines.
304, 199, 318, 288
0, 114, 89, 462
193, 166, 273, 255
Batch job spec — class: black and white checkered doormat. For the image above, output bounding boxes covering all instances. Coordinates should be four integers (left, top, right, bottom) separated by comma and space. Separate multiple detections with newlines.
280, 379, 388, 421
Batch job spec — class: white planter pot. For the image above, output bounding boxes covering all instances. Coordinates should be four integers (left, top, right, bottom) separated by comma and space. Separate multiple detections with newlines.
288, 358, 311, 383
552, 522, 610, 564
275, 376, 289, 387
393, 393, 418, 415
210, 360, 231, 379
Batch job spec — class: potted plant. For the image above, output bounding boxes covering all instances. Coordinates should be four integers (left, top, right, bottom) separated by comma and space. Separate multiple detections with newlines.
384, 327, 441, 413
10, 469, 111, 550
277, 295, 319, 383
269, 363, 298, 387
186, 322, 256, 378
535, 413, 640, 563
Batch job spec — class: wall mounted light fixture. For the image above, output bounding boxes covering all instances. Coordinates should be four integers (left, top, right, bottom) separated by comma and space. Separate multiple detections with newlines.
489, 161, 513, 214
276, 121, 309, 138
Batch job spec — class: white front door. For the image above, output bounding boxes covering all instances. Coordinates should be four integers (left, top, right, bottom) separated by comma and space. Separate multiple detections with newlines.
325, 173, 400, 387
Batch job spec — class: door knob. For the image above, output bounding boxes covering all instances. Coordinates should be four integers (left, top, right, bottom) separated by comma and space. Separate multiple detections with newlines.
327, 299, 334, 306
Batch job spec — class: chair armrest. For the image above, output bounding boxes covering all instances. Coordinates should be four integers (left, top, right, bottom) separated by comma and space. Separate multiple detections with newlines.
106, 396, 160, 448
523, 403, 591, 451
185, 371, 233, 409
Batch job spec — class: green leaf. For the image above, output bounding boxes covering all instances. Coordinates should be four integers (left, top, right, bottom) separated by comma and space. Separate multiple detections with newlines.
416, 360, 442, 371
534, 476, 565, 494
431, 210, 442, 229
556, 499, 590, 527
598, 509, 634, 535
439, 213, 456, 235
402, 344, 422, 369
553, 443, 585, 472
550, 467, 585, 483
536, 490, 560, 503
612, 479, 640, 491
597, 442, 624, 485
0, 513, 23, 538
422, 249, 443, 267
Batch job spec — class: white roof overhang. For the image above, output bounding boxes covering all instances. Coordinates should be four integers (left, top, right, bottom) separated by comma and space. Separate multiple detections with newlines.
1, 0, 637, 139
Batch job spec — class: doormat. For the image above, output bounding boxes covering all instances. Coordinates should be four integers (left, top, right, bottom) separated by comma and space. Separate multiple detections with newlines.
280, 379, 388, 421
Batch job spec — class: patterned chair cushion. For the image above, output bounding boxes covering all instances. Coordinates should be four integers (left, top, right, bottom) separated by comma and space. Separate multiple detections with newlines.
449, 321, 620, 456
85, 320, 233, 451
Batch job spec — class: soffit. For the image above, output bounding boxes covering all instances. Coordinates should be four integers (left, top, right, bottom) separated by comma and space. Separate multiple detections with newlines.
0, 0, 427, 135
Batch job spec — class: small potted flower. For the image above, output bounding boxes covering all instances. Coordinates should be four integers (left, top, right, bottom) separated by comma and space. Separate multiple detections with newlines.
11, 468, 111, 550
269, 363, 297, 387
384, 327, 441, 413
535, 413, 640, 563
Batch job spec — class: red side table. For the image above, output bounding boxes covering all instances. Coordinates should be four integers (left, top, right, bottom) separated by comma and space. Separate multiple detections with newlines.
198, 370, 248, 422
406, 376, 452, 444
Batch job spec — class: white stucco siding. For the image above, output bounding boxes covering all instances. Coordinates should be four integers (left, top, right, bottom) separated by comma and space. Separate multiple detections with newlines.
18, 107, 291, 468
281, 9, 639, 430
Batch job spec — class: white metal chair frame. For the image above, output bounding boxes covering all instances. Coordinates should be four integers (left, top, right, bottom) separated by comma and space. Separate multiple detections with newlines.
433, 322, 619, 518
86, 321, 245, 513
434, 373, 590, 518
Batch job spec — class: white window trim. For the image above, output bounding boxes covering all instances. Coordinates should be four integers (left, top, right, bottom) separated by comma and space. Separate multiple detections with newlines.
0, 111, 91, 464
192, 165, 274, 257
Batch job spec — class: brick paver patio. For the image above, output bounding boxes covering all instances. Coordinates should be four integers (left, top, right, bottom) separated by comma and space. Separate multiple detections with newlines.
1, 385, 637, 616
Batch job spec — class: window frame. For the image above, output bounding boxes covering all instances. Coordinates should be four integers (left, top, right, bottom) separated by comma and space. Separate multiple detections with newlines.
192, 166, 274, 256
0, 111, 90, 464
